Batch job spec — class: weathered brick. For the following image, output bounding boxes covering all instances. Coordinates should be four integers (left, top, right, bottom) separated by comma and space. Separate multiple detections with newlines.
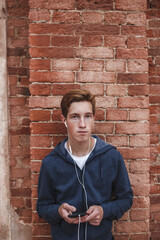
29, 0, 75, 10
29, 35, 50, 46
105, 60, 126, 72
29, 10, 50, 22
116, 48, 148, 59
29, 84, 52, 96
130, 160, 150, 173
76, 0, 113, 10
52, 84, 80, 95
81, 35, 103, 47
126, 13, 146, 25
107, 109, 128, 121
29, 96, 62, 108
106, 136, 128, 147
127, 37, 147, 48
81, 84, 104, 95
128, 85, 149, 96
76, 47, 113, 59
130, 135, 150, 147
82, 60, 104, 71
104, 12, 125, 24
30, 136, 52, 148
30, 110, 51, 122
82, 12, 103, 23
94, 123, 114, 134
30, 71, 75, 83
127, 60, 148, 72
130, 209, 149, 221
117, 97, 149, 108
116, 122, 149, 134
117, 73, 148, 84
106, 85, 127, 96
30, 59, 50, 71
51, 36, 79, 47
77, 71, 115, 83
121, 26, 146, 36
52, 11, 80, 23
29, 47, 75, 58
52, 59, 80, 71
104, 36, 126, 47
115, 0, 147, 11
30, 122, 66, 134
96, 96, 115, 108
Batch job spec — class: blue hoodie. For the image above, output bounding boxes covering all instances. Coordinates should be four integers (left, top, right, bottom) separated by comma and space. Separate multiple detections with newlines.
37, 136, 133, 240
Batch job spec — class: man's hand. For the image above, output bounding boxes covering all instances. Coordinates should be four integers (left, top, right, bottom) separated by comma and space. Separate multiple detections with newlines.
58, 203, 80, 224
83, 205, 104, 226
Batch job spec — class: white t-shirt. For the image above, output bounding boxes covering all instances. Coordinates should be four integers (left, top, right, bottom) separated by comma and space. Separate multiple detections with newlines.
65, 138, 96, 170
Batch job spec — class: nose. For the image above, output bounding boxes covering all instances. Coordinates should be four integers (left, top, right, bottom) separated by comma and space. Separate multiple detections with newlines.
79, 117, 86, 128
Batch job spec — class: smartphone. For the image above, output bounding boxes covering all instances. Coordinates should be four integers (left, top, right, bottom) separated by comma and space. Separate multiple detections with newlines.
68, 211, 86, 218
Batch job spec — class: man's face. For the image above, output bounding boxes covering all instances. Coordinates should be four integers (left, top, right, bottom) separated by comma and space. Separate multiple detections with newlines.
62, 101, 95, 144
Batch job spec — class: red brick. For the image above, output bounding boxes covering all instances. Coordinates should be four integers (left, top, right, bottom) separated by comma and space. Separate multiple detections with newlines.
30, 59, 50, 71
147, 29, 160, 38
126, 13, 146, 25
52, 109, 62, 121
51, 36, 79, 47
127, 60, 148, 73
32, 224, 51, 235
52, 59, 80, 71
105, 60, 126, 72
30, 110, 51, 122
115, 0, 147, 11
76, 47, 113, 59
29, 84, 52, 96
131, 209, 149, 221
75, 24, 120, 36
77, 72, 115, 83
116, 122, 149, 134
122, 26, 146, 36
53, 11, 80, 23
150, 85, 160, 95
29, 10, 50, 22
94, 108, 105, 121
106, 136, 128, 147
76, 0, 113, 10
31, 122, 66, 134
94, 123, 114, 134
30, 71, 75, 83
130, 160, 150, 173
7, 18, 27, 27
81, 35, 103, 47
116, 48, 148, 59
114, 235, 129, 240
8, 38, 28, 48
53, 136, 66, 146
81, 84, 104, 96
31, 149, 52, 161
149, 19, 160, 28
9, 97, 26, 106
128, 85, 149, 96
11, 188, 31, 198
107, 109, 128, 121
149, 76, 160, 84
117, 73, 148, 84
118, 97, 149, 108
149, 39, 160, 47
8, 56, 20, 67
130, 233, 150, 240
150, 166, 160, 174
82, 12, 103, 23
29, 96, 62, 108
96, 96, 115, 108
104, 12, 125, 25
132, 196, 150, 208
30, 136, 52, 148
29, 0, 75, 10
104, 36, 126, 47
150, 185, 160, 194
127, 37, 147, 48
11, 197, 25, 208
29, 35, 50, 46
52, 84, 80, 95
130, 135, 150, 147
129, 109, 149, 121
82, 60, 103, 71
29, 47, 75, 58
29, 23, 74, 35
150, 96, 160, 104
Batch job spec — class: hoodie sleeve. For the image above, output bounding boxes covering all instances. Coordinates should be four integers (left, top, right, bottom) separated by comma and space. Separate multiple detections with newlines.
101, 152, 133, 220
36, 159, 62, 224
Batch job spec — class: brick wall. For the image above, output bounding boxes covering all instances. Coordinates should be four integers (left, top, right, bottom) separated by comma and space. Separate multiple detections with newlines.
29, 0, 151, 239
7, 0, 31, 224
147, 0, 160, 239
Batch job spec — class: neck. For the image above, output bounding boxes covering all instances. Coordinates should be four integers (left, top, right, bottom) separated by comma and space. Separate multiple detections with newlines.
68, 137, 92, 157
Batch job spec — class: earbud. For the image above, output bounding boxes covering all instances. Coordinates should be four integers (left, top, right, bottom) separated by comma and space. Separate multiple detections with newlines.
64, 122, 68, 128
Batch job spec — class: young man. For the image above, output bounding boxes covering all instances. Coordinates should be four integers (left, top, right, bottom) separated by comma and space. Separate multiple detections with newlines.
37, 89, 133, 240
